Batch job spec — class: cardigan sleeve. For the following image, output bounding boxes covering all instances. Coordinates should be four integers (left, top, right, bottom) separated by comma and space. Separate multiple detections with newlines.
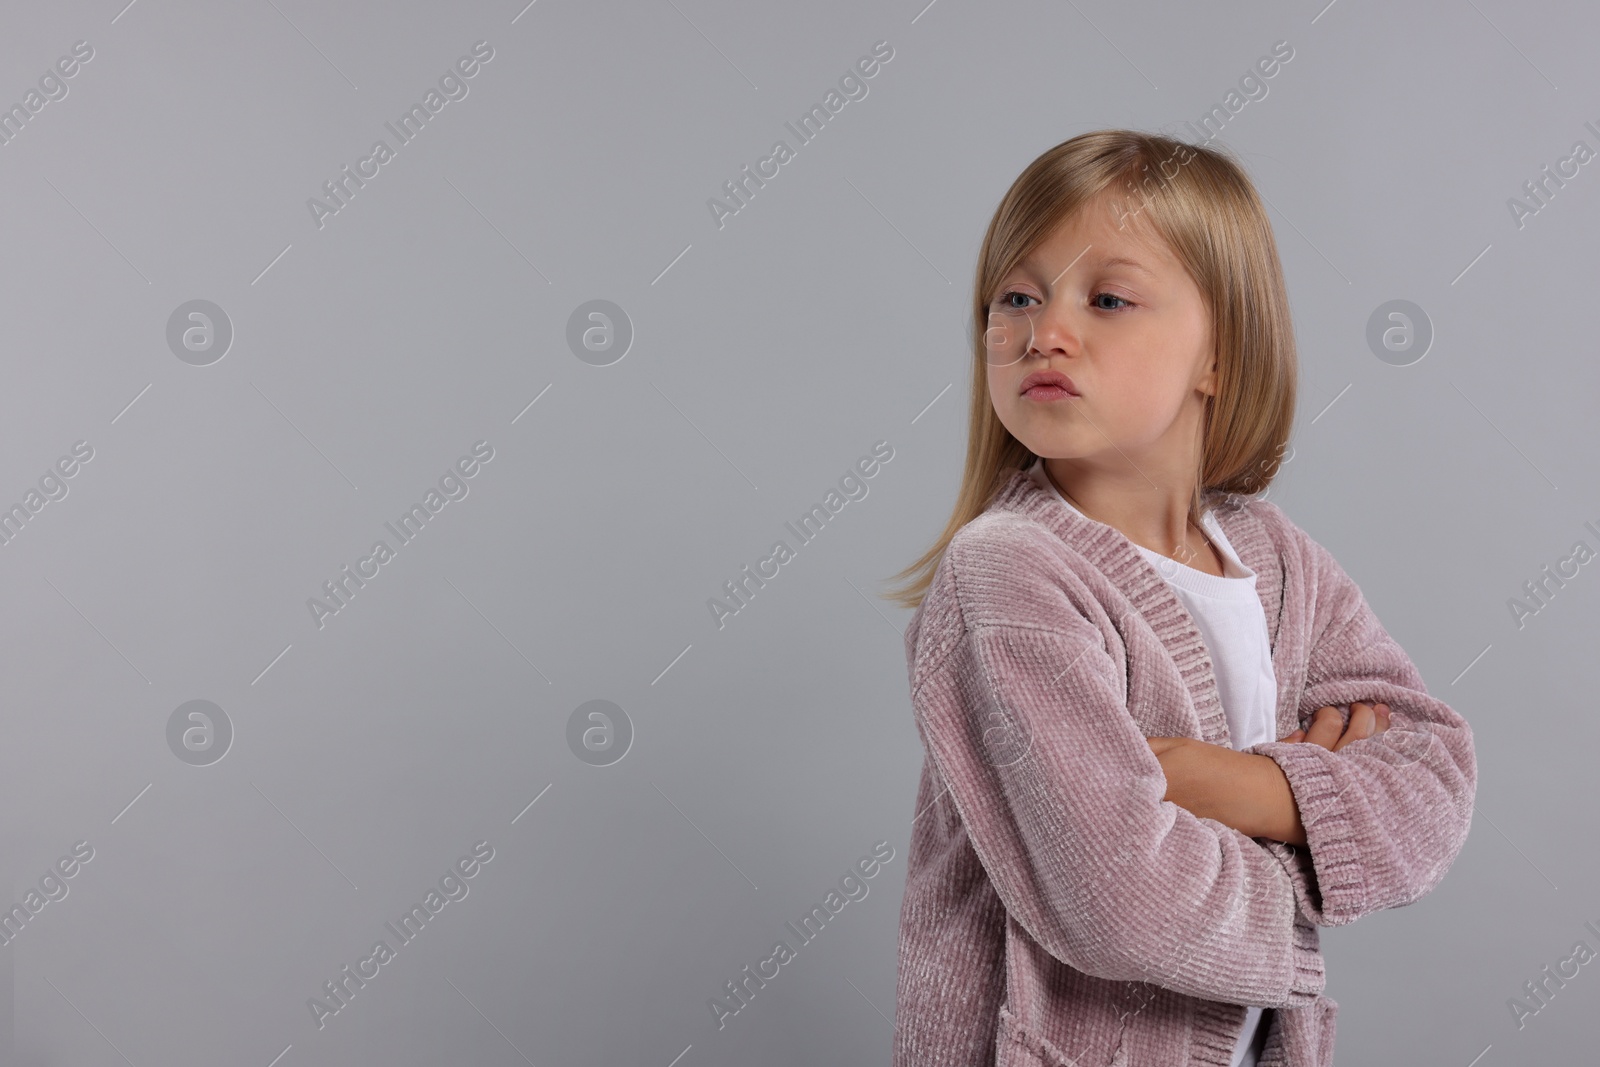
1245, 527, 1478, 928
911, 613, 1325, 1009
892, 754, 1008, 1067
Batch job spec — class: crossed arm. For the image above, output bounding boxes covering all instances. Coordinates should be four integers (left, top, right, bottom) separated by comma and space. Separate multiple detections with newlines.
1147, 700, 1391, 845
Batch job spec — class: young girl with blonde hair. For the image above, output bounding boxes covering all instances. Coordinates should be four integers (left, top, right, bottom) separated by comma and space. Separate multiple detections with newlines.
887, 130, 1476, 1067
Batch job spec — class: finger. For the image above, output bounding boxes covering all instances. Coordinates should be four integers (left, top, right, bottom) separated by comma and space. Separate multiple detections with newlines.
1335, 702, 1375, 751
1374, 703, 1391, 735
1334, 702, 1378, 752
1302, 705, 1344, 751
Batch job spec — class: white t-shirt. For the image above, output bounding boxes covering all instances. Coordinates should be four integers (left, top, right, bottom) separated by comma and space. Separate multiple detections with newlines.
1027, 459, 1276, 1067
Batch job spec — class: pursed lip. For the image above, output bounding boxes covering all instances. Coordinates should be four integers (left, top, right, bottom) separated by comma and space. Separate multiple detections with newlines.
1019, 370, 1079, 395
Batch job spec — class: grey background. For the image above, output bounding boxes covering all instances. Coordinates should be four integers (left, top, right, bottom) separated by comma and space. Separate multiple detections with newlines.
0, 0, 1594, 1064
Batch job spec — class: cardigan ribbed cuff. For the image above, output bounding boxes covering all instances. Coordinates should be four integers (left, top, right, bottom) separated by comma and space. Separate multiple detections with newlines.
1252, 740, 1368, 926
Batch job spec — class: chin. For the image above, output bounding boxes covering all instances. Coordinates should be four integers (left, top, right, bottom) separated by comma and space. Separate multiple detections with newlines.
1014, 424, 1086, 456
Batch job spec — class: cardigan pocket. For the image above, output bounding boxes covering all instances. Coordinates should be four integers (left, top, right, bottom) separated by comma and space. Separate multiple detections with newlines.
996, 1002, 1127, 1067
1256, 993, 1339, 1067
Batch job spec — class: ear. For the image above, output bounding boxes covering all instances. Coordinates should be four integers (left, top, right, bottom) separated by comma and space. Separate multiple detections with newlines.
1195, 351, 1219, 397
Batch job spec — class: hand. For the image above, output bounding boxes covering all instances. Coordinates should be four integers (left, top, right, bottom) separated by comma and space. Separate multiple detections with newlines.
1144, 736, 1245, 827
1147, 702, 1394, 844
1146, 737, 1303, 843
1280, 701, 1390, 752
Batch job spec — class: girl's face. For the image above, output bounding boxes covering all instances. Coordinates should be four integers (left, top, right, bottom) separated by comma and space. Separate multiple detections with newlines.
985, 194, 1217, 483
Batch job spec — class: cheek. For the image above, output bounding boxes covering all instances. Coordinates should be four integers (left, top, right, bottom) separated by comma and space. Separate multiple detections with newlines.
988, 371, 1043, 443
987, 361, 1014, 400
1104, 372, 1187, 436
1080, 367, 1148, 428
987, 370, 1017, 423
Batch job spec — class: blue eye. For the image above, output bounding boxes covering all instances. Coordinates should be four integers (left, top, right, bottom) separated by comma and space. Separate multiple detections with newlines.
993, 289, 1131, 311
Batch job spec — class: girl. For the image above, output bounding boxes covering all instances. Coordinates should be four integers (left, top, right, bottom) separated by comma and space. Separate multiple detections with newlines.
885, 131, 1476, 1067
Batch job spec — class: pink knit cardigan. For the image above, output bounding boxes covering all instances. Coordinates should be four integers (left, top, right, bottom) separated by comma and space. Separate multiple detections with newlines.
894, 469, 1476, 1066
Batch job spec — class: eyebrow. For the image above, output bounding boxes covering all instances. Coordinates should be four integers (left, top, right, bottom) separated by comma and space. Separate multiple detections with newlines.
1094, 255, 1155, 278
1019, 248, 1157, 284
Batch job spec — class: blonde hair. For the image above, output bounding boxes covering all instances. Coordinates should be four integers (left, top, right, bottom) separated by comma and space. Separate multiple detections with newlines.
883, 129, 1297, 611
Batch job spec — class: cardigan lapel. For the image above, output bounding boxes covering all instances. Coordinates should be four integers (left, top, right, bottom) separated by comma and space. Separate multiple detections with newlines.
989, 469, 1287, 749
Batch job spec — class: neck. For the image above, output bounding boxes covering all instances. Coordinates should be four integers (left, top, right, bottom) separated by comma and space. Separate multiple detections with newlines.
1041, 458, 1211, 564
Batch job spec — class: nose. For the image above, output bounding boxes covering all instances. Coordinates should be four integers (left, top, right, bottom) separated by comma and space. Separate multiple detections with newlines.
1022, 298, 1080, 360
987, 296, 1080, 368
